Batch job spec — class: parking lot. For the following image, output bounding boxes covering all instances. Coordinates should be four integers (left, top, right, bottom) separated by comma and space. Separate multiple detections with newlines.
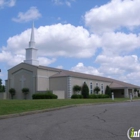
0, 101, 140, 140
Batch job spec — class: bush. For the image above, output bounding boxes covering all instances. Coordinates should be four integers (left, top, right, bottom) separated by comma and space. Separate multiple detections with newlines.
22, 88, 29, 99
88, 94, 109, 99
73, 85, 81, 94
9, 88, 16, 99
94, 86, 100, 94
81, 82, 89, 98
32, 90, 58, 99
71, 94, 83, 99
105, 85, 111, 97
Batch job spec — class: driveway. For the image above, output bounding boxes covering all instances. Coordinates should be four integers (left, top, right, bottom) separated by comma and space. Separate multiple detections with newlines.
0, 101, 140, 140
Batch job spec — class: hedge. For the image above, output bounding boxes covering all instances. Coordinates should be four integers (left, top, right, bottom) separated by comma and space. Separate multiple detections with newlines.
88, 94, 109, 99
32, 91, 58, 99
71, 94, 83, 99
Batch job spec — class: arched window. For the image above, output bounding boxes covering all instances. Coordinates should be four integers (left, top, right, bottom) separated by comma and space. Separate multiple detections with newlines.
96, 82, 98, 87
101, 83, 104, 94
90, 82, 93, 94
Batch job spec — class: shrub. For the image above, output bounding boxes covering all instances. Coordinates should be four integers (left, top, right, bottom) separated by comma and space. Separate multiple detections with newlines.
94, 86, 100, 94
71, 94, 83, 99
89, 94, 109, 99
0, 79, 5, 92
105, 85, 111, 97
81, 82, 89, 98
32, 90, 58, 99
73, 85, 81, 94
22, 88, 29, 99
9, 88, 16, 99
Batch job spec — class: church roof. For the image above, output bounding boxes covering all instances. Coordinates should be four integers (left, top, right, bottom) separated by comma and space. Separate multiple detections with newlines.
49, 68, 140, 89
38, 65, 62, 72
12, 63, 140, 89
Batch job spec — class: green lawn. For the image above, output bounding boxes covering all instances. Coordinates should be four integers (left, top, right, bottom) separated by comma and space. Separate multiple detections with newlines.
0, 98, 139, 116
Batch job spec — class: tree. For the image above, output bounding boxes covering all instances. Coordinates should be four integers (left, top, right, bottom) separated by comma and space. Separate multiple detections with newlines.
134, 88, 138, 92
2, 85, 5, 92
94, 86, 100, 94
0, 79, 2, 87
105, 85, 111, 97
0, 79, 2, 92
22, 88, 29, 99
81, 82, 89, 98
73, 85, 81, 94
0, 79, 5, 92
9, 88, 16, 99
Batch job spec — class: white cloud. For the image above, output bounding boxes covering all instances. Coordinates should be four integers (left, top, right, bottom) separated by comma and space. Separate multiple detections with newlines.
0, 0, 16, 8
71, 62, 102, 76
101, 32, 140, 56
95, 54, 140, 84
84, 0, 140, 33
52, 0, 74, 7
38, 57, 56, 66
52, 0, 63, 5
3, 23, 100, 58
36, 24, 100, 58
8, 0, 15, 7
71, 57, 140, 85
0, 23, 100, 67
0, 51, 24, 66
12, 7, 41, 23
56, 65, 63, 69
65, 1, 71, 7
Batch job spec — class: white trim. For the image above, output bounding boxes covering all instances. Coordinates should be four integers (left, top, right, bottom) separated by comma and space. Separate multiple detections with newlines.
67, 77, 71, 98
36, 76, 49, 78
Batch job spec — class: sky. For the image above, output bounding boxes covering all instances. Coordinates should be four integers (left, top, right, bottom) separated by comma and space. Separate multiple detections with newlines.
0, 0, 140, 86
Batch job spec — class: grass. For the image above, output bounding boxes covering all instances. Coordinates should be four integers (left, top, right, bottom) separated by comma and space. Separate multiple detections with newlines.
0, 98, 139, 116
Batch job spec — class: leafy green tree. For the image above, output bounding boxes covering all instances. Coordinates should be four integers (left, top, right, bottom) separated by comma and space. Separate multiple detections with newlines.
105, 85, 111, 97
94, 86, 100, 94
2, 85, 5, 92
0, 79, 2, 92
9, 88, 16, 99
22, 88, 29, 99
0, 79, 5, 92
134, 88, 138, 92
81, 82, 89, 98
73, 85, 81, 94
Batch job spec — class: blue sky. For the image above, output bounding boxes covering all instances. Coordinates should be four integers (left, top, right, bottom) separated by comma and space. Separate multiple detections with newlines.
1, 0, 140, 85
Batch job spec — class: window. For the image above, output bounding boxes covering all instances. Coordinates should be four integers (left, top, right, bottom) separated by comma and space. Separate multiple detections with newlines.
90, 82, 93, 94
101, 84, 104, 94
96, 82, 98, 87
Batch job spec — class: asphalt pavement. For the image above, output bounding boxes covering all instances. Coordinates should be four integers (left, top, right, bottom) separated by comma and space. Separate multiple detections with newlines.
0, 101, 140, 140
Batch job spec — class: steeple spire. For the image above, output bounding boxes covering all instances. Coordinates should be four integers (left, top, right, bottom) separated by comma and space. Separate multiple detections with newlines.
30, 21, 35, 42
29, 22, 35, 48
24, 22, 39, 66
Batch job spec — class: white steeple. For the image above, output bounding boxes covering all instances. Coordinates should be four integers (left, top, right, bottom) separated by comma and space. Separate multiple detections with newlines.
29, 22, 35, 48
24, 22, 39, 66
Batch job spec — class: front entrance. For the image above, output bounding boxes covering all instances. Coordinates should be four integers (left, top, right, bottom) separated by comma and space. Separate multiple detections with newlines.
111, 89, 124, 98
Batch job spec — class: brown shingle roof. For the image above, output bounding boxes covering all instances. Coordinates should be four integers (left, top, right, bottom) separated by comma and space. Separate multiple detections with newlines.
50, 69, 140, 89
37, 64, 140, 89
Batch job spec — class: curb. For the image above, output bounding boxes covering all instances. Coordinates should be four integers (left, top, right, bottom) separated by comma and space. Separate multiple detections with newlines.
0, 99, 139, 120
0, 105, 76, 120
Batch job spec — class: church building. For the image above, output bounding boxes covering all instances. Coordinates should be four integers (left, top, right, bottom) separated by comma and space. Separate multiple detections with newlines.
5, 24, 140, 99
